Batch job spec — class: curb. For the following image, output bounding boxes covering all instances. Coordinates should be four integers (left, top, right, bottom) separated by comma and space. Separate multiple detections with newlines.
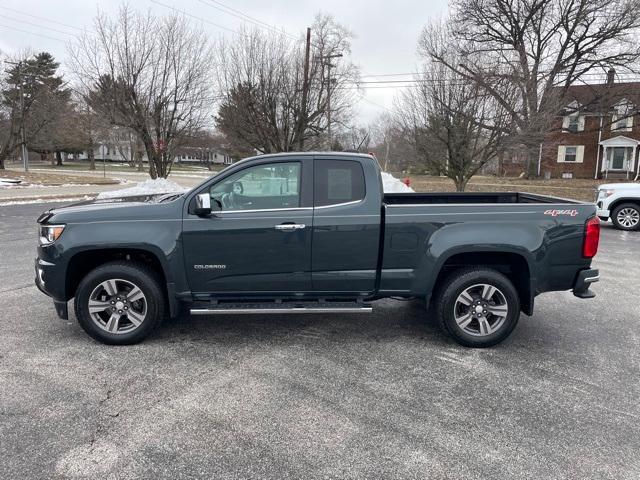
0, 194, 97, 206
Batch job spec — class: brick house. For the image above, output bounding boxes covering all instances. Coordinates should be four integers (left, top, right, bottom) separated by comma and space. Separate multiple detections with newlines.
539, 70, 640, 180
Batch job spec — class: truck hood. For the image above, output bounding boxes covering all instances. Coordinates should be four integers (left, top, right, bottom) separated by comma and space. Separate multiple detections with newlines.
598, 182, 640, 190
38, 193, 186, 224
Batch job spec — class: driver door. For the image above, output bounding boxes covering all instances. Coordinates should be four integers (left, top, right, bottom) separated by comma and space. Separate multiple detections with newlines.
182, 159, 313, 295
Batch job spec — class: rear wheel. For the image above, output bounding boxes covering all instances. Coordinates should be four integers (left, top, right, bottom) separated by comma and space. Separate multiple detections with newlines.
74, 262, 165, 345
435, 268, 520, 348
611, 203, 640, 231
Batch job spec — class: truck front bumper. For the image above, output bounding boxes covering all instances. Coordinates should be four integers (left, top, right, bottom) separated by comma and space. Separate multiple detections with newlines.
35, 257, 69, 319
573, 268, 599, 299
596, 201, 610, 220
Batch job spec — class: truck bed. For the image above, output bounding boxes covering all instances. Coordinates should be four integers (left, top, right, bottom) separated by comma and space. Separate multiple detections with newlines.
384, 192, 582, 205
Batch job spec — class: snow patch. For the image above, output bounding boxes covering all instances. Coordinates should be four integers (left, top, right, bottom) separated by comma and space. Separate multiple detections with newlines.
97, 178, 187, 199
381, 172, 414, 193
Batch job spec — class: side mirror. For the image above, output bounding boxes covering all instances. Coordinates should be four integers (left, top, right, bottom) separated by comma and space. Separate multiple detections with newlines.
194, 193, 212, 216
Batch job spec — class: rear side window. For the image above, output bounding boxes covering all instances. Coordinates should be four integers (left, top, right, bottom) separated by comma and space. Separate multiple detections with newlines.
314, 159, 366, 207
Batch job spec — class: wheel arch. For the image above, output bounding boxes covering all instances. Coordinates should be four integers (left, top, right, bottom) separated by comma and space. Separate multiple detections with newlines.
430, 250, 534, 315
608, 197, 640, 214
64, 246, 177, 316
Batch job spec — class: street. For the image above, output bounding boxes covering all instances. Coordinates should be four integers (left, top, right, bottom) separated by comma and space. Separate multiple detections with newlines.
1, 202, 639, 479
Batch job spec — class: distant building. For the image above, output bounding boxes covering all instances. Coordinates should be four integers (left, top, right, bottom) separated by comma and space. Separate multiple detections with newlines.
71, 143, 233, 166
541, 70, 640, 179
500, 70, 640, 180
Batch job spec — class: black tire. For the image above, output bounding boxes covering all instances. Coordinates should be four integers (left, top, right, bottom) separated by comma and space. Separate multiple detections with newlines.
611, 203, 640, 231
435, 267, 520, 348
74, 261, 165, 345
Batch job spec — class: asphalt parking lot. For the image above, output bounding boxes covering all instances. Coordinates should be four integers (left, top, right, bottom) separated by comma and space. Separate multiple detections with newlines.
1, 202, 639, 479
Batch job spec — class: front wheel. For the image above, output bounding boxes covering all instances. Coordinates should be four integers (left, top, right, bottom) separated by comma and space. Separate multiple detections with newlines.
74, 262, 165, 345
611, 203, 640, 231
435, 268, 520, 348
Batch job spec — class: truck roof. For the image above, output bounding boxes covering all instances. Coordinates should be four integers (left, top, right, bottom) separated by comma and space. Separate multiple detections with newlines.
240, 151, 375, 164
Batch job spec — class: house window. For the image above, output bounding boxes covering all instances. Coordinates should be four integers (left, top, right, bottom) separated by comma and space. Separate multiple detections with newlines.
564, 146, 577, 162
557, 145, 584, 163
613, 116, 628, 131
612, 99, 634, 131
567, 116, 580, 132
562, 114, 583, 132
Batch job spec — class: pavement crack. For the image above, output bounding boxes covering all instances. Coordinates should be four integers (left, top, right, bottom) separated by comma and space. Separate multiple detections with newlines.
87, 385, 122, 454
0, 284, 35, 294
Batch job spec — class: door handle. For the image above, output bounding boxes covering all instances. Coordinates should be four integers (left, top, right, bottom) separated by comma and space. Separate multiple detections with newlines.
275, 223, 306, 231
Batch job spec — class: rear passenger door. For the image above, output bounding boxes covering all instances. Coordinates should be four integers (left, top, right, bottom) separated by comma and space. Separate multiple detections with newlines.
311, 157, 381, 294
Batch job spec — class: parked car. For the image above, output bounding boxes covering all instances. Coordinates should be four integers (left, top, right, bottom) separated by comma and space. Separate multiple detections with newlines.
35, 152, 600, 348
596, 182, 640, 231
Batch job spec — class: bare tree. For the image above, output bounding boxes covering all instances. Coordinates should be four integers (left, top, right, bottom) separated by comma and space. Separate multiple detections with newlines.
69, 5, 215, 178
397, 26, 511, 191
215, 14, 359, 154
423, 0, 640, 176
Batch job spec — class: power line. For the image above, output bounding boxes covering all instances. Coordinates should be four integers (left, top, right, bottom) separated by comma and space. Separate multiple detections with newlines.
0, 22, 66, 42
0, 13, 76, 36
195, 0, 322, 49
357, 93, 394, 113
198, 0, 294, 39
150, 0, 242, 35
361, 72, 416, 78
0, 5, 83, 31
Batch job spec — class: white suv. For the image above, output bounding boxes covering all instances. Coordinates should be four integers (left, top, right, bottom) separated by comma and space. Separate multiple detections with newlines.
596, 183, 640, 231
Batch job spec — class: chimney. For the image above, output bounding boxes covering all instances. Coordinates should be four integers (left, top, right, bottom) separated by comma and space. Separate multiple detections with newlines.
607, 68, 615, 86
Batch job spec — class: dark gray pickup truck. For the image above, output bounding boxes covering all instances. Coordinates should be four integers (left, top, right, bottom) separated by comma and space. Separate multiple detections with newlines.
36, 152, 600, 347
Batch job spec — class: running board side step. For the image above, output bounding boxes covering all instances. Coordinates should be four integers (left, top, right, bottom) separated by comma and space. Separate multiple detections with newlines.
190, 302, 372, 315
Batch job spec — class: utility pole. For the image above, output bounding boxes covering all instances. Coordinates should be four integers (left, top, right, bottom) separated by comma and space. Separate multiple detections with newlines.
298, 27, 311, 151
4, 60, 30, 172
321, 53, 342, 150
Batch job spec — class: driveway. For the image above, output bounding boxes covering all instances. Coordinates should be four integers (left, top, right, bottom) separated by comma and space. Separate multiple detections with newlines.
1, 202, 638, 479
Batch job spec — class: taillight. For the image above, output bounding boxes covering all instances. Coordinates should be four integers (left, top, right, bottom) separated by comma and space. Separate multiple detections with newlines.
583, 216, 600, 258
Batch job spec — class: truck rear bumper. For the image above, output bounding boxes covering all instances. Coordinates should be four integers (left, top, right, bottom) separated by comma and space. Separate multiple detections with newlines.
573, 268, 599, 299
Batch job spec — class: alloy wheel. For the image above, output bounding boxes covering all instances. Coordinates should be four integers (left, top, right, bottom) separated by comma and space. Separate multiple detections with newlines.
616, 207, 640, 228
453, 283, 509, 337
88, 279, 147, 334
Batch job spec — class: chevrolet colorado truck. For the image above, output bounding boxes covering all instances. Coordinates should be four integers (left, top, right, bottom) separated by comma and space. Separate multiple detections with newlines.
35, 152, 601, 347
596, 182, 640, 231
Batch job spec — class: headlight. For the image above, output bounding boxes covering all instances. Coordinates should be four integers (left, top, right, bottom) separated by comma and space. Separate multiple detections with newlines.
39, 224, 65, 245
598, 189, 615, 198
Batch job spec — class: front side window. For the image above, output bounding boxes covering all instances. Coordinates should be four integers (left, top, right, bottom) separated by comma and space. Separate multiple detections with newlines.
314, 159, 366, 207
210, 162, 301, 211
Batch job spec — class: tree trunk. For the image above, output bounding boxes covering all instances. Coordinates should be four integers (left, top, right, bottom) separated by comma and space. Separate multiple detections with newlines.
136, 150, 144, 172
88, 148, 96, 170
525, 145, 539, 178
455, 177, 468, 192
149, 154, 158, 179
0, 156, 5, 170
56, 151, 63, 166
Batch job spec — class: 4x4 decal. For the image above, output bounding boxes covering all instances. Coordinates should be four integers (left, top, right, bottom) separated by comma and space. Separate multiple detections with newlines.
544, 209, 579, 217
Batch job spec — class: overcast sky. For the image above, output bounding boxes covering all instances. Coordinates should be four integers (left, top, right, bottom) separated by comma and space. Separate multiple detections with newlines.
0, 0, 448, 124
